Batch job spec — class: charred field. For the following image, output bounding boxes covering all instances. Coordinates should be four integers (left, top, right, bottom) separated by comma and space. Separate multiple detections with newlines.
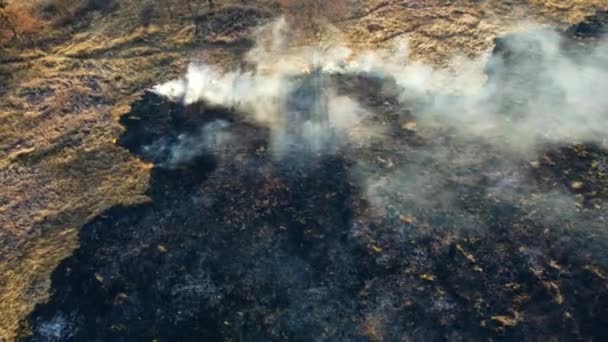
18, 11, 608, 342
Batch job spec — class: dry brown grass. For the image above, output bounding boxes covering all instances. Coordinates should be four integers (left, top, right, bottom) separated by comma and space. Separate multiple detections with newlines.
0, 227, 79, 339
1, 0, 607, 340
361, 314, 385, 342
0, 1, 276, 339
528, 0, 608, 23
35, 0, 119, 26
338, 0, 607, 64
0, 60, 154, 337
279, 0, 349, 32
0, 2, 43, 44
54, 25, 161, 58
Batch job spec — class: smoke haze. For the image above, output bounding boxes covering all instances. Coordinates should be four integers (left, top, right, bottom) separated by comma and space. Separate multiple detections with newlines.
153, 19, 608, 159
149, 18, 608, 238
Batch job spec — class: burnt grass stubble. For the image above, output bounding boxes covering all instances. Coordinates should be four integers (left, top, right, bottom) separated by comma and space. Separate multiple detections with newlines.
23, 12, 608, 342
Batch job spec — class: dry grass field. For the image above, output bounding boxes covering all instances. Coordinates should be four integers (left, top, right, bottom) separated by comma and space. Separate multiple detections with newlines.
1, 0, 607, 340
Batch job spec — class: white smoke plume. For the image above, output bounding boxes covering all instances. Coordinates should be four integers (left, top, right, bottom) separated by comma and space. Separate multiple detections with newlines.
152, 19, 378, 158
153, 18, 608, 160
141, 120, 231, 169
150, 18, 608, 228
147, 16, 608, 245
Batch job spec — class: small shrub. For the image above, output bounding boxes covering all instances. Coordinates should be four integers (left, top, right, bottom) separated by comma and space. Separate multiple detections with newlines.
37, 0, 118, 26
138, 3, 155, 27
0, 2, 43, 44
81, 0, 117, 12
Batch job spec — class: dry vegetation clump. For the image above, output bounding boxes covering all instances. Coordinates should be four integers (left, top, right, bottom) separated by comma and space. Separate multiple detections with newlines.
0, 1, 43, 44
279, 0, 349, 32
36, 0, 118, 26
0, 0, 121, 46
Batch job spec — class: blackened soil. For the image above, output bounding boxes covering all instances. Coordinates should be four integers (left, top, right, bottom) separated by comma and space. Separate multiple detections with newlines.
23, 97, 608, 342
23, 92, 371, 341
566, 10, 608, 39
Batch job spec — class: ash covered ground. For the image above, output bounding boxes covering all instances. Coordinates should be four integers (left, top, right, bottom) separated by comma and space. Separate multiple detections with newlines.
22, 12, 608, 342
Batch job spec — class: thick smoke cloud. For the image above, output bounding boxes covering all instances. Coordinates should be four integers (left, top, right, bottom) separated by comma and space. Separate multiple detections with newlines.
327, 29, 608, 155
153, 18, 608, 160
151, 62, 374, 158
152, 19, 379, 159
149, 18, 608, 232
427, 29, 608, 154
